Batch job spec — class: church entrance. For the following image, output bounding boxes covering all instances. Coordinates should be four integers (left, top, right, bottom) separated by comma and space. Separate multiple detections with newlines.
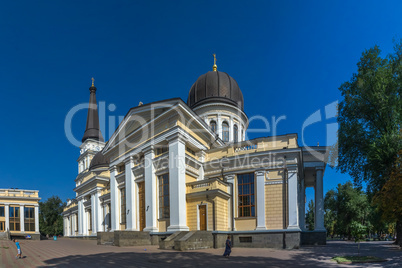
138, 182, 145, 231
199, 205, 207, 231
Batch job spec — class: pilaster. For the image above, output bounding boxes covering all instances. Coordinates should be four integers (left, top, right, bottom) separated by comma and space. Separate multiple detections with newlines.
255, 170, 267, 230
96, 191, 103, 233
110, 166, 119, 231
143, 146, 158, 232
287, 167, 300, 229
20, 205, 25, 233
167, 134, 189, 232
5, 204, 9, 231
125, 156, 137, 230
225, 174, 235, 231
77, 199, 83, 235
91, 194, 96, 234
34, 205, 39, 233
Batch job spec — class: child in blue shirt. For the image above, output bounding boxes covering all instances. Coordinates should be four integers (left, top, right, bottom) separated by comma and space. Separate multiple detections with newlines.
13, 239, 22, 259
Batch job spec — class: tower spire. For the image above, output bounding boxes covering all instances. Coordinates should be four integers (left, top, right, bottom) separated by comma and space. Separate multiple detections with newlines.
213, 53, 217, 71
82, 78, 104, 143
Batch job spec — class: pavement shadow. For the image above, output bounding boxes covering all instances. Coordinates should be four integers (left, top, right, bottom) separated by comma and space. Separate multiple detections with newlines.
40, 241, 402, 268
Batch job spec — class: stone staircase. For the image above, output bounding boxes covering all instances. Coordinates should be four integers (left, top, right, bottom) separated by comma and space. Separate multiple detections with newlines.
0, 231, 10, 240
159, 231, 190, 250
172, 231, 214, 251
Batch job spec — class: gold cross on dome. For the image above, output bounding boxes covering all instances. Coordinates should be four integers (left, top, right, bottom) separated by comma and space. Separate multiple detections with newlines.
91, 77, 95, 86
213, 54, 217, 71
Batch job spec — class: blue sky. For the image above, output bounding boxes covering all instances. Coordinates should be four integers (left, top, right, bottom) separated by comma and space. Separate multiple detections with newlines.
0, 0, 401, 205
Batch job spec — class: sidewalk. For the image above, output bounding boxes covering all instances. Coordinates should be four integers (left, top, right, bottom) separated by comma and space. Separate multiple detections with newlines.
0, 238, 401, 267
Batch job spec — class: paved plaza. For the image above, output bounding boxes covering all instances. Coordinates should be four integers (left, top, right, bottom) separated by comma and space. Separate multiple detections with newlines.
0, 238, 401, 267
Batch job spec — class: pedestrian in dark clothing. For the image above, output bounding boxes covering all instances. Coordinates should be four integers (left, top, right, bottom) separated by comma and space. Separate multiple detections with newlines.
223, 235, 232, 258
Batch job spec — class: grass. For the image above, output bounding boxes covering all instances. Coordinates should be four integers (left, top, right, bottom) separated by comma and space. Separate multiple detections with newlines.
332, 256, 386, 264
1, 247, 9, 249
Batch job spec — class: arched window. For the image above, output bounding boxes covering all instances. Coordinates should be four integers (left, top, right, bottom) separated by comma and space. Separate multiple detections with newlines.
210, 120, 217, 133
234, 124, 238, 143
222, 122, 229, 142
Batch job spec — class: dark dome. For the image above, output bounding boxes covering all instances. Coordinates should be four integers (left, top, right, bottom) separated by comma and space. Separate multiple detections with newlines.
187, 71, 244, 111
89, 151, 110, 171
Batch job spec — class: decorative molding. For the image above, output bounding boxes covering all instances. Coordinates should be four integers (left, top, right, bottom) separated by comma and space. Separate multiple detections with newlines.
265, 180, 285, 185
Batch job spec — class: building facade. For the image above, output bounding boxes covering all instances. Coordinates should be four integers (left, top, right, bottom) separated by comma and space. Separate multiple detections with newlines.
63, 61, 328, 248
0, 189, 41, 240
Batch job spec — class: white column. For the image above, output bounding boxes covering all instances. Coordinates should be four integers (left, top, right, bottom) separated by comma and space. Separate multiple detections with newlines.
5, 204, 9, 231
78, 199, 83, 235
217, 114, 222, 139
143, 146, 158, 232
91, 194, 96, 234
110, 166, 119, 231
238, 125, 242, 142
96, 192, 103, 233
167, 134, 190, 232
315, 167, 325, 231
34, 205, 39, 233
196, 151, 206, 181
20, 205, 25, 232
300, 178, 306, 231
255, 170, 267, 230
287, 168, 300, 229
229, 117, 234, 142
125, 156, 137, 230
225, 174, 235, 231
83, 209, 88, 235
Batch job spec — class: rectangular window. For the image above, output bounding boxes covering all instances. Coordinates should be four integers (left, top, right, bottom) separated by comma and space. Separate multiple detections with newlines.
237, 173, 255, 217
158, 173, 170, 219
0, 221, 5, 231
24, 207, 35, 232
120, 188, 126, 224
9, 206, 20, 231
0, 206, 4, 217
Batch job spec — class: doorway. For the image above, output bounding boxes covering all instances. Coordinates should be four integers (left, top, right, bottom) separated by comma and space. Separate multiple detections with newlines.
199, 205, 207, 231
138, 182, 145, 231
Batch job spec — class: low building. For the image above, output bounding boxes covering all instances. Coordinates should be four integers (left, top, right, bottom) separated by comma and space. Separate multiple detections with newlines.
63, 58, 328, 248
0, 189, 41, 240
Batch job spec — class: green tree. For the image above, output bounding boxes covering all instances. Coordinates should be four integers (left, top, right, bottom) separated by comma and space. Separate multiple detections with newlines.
350, 221, 367, 254
337, 42, 402, 245
305, 200, 315, 231
39, 196, 65, 236
324, 182, 370, 239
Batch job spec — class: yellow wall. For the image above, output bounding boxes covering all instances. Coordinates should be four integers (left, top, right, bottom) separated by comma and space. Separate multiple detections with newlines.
215, 197, 228, 231
266, 182, 286, 229
235, 218, 256, 230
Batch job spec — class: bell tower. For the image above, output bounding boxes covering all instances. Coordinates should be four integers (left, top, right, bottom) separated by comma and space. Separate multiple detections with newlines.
77, 78, 105, 175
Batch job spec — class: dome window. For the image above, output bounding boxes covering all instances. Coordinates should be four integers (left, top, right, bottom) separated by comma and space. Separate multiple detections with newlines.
234, 124, 238, 143
222, 122, 229, 142
210, 121, 217, 133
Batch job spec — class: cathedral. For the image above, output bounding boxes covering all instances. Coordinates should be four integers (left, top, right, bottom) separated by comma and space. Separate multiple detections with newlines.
62, 57, 328, 249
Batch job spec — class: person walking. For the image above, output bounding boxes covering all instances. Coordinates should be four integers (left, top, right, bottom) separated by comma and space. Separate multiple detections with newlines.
223, 235, 232, 258
13, 239, 22, 259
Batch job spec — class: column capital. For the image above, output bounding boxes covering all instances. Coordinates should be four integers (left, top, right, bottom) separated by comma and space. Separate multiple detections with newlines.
315, 166, 324, 171
124, 156, 134, 165
287, 166, 298, 174
109, 165, 118, 172
255, 169, 268, 177
142, 145, 155, 155
224, 174, 235, 181
166, 132, 187, 145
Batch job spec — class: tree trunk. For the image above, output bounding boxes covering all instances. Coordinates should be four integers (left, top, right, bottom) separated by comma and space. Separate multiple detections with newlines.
396, 219, 402, 247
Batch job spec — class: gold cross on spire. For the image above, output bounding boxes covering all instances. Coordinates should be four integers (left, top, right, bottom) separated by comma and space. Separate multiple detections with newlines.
91, 77, 95, 87
213, 54, 217, 71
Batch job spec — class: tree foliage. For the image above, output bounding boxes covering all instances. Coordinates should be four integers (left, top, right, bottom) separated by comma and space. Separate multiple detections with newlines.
337, 41, 402, 246
305, 200, 315, 231
337, 43, 401, 193
39, 196, 65, 236
324, 182, 370, 239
